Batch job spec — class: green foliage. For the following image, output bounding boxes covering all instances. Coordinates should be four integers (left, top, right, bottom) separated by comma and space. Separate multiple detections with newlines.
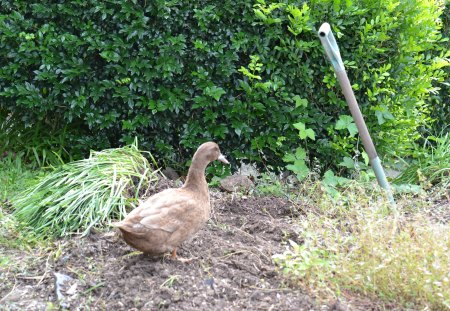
283, 147, 310, 181
256, 172, 287, 197
0, 0, 448, 172
273, 239, 336, 283
13, 143, 158, 237
0, 111, 74, 167
429, 2, 449, 134
395, 131, 450, 189
0, 154, 38, 201
335, 115, 358, 137
321, 170, 351, 198
0, 154, 46, 249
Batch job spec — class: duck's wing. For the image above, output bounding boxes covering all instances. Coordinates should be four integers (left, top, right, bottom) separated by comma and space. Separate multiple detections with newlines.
115, 190, 197, 234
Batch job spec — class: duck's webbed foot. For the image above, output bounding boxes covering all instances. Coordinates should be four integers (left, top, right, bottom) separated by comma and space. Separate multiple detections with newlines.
166, 248, 197, 263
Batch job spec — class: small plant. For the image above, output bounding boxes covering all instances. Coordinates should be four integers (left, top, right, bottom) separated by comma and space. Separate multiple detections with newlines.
395, 132, 450, 190
320, 170, 351, 198
160, 275, 180, 288
256, 172, 286, 197
12, 143, 159, 237
273, 239, 336, 290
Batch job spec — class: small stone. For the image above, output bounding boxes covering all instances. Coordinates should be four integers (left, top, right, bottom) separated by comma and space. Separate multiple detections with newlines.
328, 299, 348, 311
239, 162, 260, 179
219, 175, 254, 193
161, 167, 180, 181
66, 283, 78, 296
203, 278, 214, 288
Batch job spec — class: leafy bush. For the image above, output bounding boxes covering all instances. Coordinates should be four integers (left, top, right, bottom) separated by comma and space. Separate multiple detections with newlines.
13, 143, 158, 237
429, 1, 449, 135
0, 0, 448, 172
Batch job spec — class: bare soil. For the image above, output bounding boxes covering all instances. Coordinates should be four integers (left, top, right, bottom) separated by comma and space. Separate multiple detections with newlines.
0, 182, 380, 311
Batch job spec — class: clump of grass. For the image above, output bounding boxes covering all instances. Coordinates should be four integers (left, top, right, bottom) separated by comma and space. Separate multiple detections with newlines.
0, 153, 38, 201
0, 154, 48, 249
274, 183, 450, 310
395, 132, 450, 189
0, 208, 45, 250
12, 143, 158, 237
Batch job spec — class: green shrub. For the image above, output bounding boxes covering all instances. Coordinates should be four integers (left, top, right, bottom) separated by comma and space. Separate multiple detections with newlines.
430, 1, 449, 135
0, 0, 448, 171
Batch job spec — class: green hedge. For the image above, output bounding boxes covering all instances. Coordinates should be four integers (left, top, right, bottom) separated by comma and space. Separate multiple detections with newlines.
432, 1, 449, 133
0, 0, 448, 171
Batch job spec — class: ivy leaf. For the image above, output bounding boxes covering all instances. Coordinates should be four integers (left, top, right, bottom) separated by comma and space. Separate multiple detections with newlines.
293, 121, 306, 131
282, 153, 296, 162
375, 110, 385, 124
323, 170, 339, 187
286, 160, 309, 181
323, 170, 349, 187
335, 115, 353, 129
348, 123, 358, 137
336, 115, 358, 137
293, 122, 315, 140
285, 147, 309, 181
293, 95, 308, 108
305, 128, 315, 140
375, 105, 395, 125
338, 157, 355, 169
295, 147, 307, 160
362, 151, 370, 166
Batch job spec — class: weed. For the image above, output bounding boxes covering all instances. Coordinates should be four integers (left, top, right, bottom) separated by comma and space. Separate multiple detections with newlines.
274, 182, 450, 309
0, 209, 46, 250
256, 172, 286, 197
395, 132, 450, 190
0, 154, 38, 201
160, 275, 180, 288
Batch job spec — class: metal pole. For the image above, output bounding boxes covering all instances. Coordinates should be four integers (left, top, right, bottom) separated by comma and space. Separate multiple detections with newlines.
318, 23, 396, 207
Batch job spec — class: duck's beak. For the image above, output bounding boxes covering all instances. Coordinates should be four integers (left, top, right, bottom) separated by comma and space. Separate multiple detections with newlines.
217, 154, 229, 164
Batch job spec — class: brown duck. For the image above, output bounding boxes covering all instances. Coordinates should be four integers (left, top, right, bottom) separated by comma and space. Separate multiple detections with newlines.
113, 142, 229, 260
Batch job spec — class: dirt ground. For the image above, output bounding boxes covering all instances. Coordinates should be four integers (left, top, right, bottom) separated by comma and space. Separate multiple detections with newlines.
0, 181, 383, 311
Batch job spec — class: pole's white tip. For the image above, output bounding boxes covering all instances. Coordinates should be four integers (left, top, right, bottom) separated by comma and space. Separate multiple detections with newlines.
318, 23, 331, 37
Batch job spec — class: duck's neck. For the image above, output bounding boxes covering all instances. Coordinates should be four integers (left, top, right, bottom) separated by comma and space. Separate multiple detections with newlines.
183, 157, 209, 194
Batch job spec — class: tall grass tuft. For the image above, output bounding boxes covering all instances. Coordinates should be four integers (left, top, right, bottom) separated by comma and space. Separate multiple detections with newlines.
0, 154, 38, 202
12, 143, 158, 237
395, 132, 450, 189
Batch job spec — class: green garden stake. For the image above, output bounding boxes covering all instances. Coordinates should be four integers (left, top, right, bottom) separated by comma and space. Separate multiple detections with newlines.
318, 23, 396, 207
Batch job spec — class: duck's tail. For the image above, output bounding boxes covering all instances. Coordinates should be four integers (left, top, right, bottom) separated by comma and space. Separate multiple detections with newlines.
111, 221, 125, 228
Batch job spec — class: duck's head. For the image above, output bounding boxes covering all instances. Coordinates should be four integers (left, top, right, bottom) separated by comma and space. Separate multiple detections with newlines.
195, 142, 229, 165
